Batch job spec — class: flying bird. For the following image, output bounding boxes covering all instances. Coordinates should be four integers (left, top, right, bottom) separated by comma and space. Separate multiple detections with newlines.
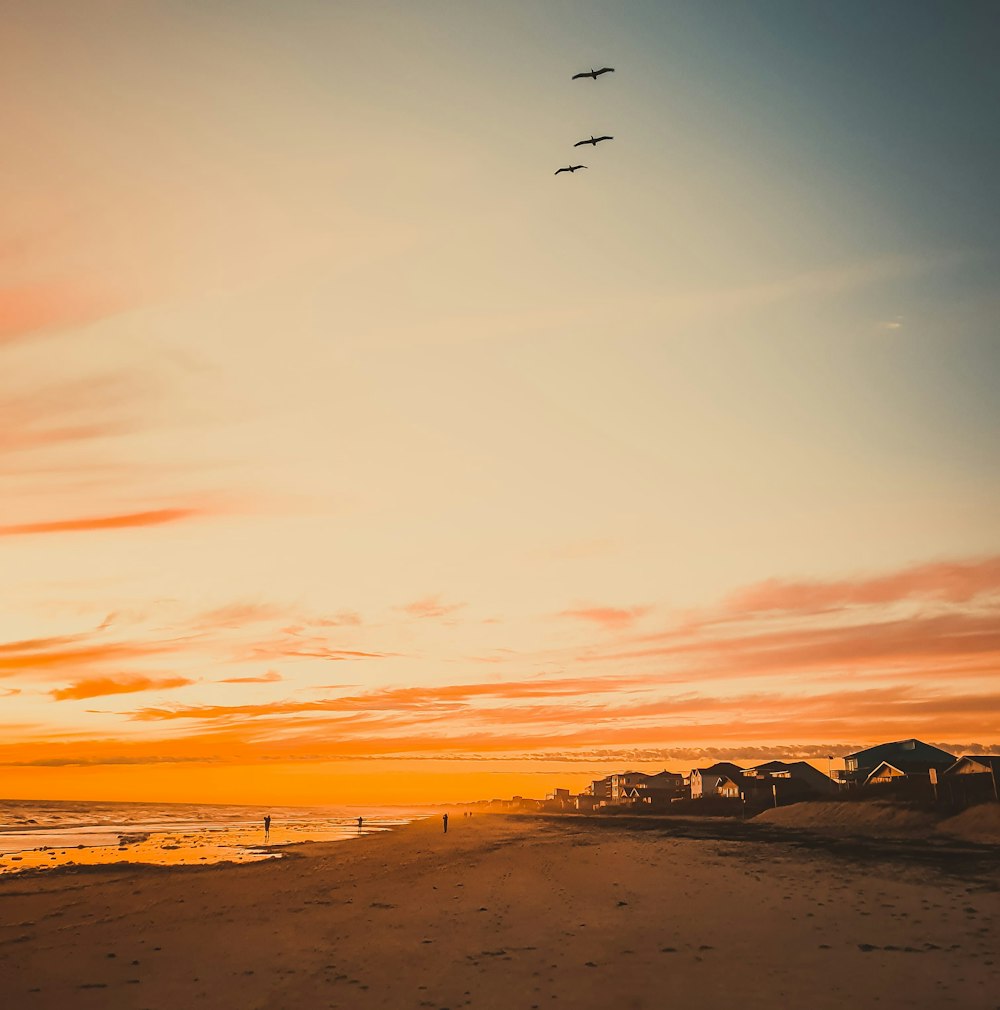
574, 135, 613, 147
554, 165, 587, 175
572, 67, 615, 80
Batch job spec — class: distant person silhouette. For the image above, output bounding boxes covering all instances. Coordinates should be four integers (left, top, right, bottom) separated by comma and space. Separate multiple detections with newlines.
263, 815, 271, 842
357, 816, 363, 834
442, 813, 448, 834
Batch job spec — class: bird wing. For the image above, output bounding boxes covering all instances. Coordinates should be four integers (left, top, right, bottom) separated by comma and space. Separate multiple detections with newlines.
554, 167, 569, 174
573, 139, 588, 147
571, 71, 590, 79
595, 136, 613, 142
595, 67, 615, 75
573, 165, 587, 171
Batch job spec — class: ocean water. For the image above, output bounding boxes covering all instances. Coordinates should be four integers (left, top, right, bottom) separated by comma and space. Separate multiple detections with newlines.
0, 798, 421, 876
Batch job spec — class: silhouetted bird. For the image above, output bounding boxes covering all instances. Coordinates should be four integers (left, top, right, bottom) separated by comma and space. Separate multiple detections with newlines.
572, 67, 614, 80
554, 165, 587, 175
574, 135, 613, 147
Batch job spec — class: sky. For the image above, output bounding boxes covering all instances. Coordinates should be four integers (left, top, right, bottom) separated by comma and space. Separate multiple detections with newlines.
1, 0, 998, 805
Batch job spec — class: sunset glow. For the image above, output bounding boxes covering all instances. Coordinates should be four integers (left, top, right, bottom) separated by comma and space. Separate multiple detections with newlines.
2, 2, 998, 805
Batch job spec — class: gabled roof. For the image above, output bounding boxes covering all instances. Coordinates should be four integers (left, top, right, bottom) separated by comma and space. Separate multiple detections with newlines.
646, 769, 683, 781
943, 755, 1000, 776
747, 760, 836, 791
692, 762, 744, 777
845, 738, 956, 768
865, 758, 947, 782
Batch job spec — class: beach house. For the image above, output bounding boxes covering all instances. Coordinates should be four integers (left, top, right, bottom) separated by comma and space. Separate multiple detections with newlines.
934, 755, 1000, 805
743, 760, 838, 796
835, 739, 956, 787
690, 762, 745, 799
587, 777, 613, 802
618, 770, 685, 806
610, 772, 653, 804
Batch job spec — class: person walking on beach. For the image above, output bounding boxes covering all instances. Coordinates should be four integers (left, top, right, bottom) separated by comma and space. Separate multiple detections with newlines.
442, 813, 448, 834
263, 815, 271, 842
357, 816, 363, 834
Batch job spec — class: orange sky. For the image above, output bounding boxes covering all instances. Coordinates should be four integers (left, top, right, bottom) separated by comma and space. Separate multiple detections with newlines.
2, 2, 998, 805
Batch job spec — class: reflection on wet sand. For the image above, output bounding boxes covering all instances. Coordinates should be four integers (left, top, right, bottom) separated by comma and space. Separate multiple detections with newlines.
0, 807, 412, 875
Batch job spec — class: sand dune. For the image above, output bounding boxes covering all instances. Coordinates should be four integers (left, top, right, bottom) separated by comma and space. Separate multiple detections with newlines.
1, 813, 997, 1009
754, 799, 938, 835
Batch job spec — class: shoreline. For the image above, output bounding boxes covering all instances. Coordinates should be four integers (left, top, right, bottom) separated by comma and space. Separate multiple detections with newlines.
0, 807, 419, 876
2, 813, 997, 1009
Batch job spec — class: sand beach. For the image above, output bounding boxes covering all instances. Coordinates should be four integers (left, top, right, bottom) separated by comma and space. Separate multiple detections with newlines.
1, 812, 997, 1009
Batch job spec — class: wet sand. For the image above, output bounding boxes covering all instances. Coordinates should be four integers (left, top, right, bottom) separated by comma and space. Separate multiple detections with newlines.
1, 813, 997, 1009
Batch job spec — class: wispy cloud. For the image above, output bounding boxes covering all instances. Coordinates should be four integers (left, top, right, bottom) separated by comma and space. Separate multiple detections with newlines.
0, 281, 121, 345
197, 602, 289, 629
0, 507, 208, 537
401, 595, 465, 619
0, 372, 140, 458
557, 605, 652, 630
0, 628, 184, 679
219, 670, 283, 684
725, 556, 1000, 614
1, 755, 213, 768
125, 673, 652, 723
5, 554, 998, 767
51, 675, 195, 701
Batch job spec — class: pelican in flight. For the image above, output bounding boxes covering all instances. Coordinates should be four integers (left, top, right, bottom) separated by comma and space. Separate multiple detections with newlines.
574, 135, 613, 147
554, 165, 587, 175
572, 67, 614, 80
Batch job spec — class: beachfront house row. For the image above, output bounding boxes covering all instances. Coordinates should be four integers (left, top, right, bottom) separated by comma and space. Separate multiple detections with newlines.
836, 738, 956, 787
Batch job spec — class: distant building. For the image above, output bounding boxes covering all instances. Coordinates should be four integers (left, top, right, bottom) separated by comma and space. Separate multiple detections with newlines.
588, 777, 613, 801
574, 794, 601, 811
716, 775, 742, 799
634, 770, 684, 801
836, 739, 956, 787
690, 762, 745, 799
610, 772, 652, 803
744, 760, 838, 796
865, 759, 951, 787
935, 755, 1000, 805
618, 771, 685, 806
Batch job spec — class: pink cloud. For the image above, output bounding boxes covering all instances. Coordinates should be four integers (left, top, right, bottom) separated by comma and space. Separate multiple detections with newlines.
219, 670, 284, 684
558, 605, 652, 630
0, 281, 121, 344
0, 507, 206, 537
51, 675, 194, 701
726, 556, 1000, 615
401, 595, 466, 619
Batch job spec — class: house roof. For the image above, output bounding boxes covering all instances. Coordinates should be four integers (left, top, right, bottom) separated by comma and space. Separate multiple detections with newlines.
692, 762, 745, 777
865, 758, 949, 782
748, 760, 836, 791
844, 738, 956, 768
943, 755, 1000, 775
